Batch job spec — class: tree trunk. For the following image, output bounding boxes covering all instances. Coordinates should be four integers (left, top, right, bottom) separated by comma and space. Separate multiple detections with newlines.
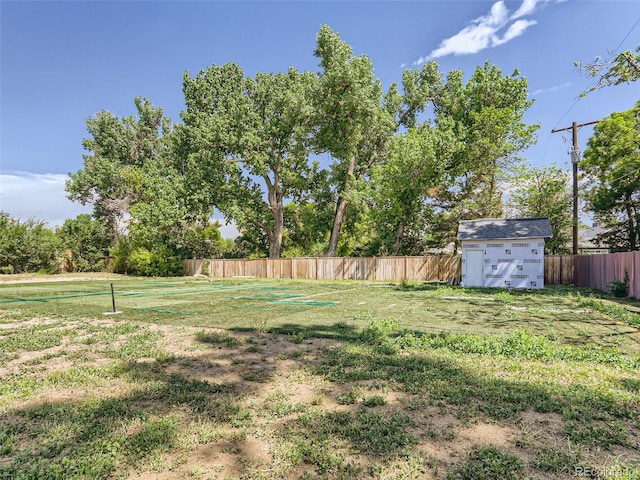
265, 173, 284, 259
327, 196, 348, 257
392, 204, 412, 255
269, 203, 284, 258
626, 201, 636, 251
327, 156, 357, 257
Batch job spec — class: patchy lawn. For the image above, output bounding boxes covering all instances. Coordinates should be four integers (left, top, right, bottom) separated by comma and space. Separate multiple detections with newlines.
0, 276, 639, 479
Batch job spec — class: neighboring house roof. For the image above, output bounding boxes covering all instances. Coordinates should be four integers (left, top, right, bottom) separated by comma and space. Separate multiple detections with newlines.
578, 225, 607, 249
457, 217, 553, 241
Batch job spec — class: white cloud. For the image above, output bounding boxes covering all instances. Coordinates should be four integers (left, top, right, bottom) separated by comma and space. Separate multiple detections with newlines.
530, 82, 571, 96
511, 0, 539, 19
415, 0, 558, 64
0, 172, 91, 228
493, 19, 537, 46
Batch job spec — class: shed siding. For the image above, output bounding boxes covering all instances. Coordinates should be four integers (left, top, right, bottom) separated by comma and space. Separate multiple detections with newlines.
461, 238, 545, 289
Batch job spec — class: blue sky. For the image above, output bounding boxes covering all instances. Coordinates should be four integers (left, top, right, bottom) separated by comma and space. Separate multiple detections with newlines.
1, 0, 639, 236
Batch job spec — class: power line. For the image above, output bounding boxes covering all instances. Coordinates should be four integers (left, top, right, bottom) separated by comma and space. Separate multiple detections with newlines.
551, 15, 640, 131
604, 166, 640, 184
551, 120, 600, 255
612, 16, 640, 54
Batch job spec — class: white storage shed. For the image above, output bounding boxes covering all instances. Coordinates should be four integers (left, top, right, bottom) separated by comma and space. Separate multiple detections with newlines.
457, 217, 553, 289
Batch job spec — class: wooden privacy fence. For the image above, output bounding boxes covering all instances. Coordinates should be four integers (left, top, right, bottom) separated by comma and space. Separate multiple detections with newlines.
185, 256, 462, 282
543, 255, 574, 285
186, 253, 638, 296
185, 256, 572, 285
574, 251, 640, 299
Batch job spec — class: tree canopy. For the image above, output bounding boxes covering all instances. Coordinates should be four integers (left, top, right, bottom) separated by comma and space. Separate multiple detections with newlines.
66, 97, 172, 241
426, 63, 538, 251
63, 25, 544, 266
507, 165, 572, 254
581, 100, 640, 251
180, 64, 317, 258
0, 212, 60, 274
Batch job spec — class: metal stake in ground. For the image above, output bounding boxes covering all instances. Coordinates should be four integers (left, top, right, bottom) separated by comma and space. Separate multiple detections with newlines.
103, 283, 123, 315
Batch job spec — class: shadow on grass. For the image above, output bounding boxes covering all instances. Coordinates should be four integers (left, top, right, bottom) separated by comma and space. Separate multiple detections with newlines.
312, 340, 638, 433
2, 323, 639, 479
0, 359, 251, 479
393, 281, 451, 292
396, 282, 640, 335
231, 321, 361, 342
269, 330, 639, 477
270, 321, 360, 341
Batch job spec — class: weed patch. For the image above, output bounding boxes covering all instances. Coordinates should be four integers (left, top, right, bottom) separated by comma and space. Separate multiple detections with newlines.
579, 297, 640, 328
531, 443, 584, 473
195, 330, 242, 348
446, 446, 524, 480
104, 331, 164, 361
281, 407, 417, 475
0, 325, 69, 352
394, 328, 640, 368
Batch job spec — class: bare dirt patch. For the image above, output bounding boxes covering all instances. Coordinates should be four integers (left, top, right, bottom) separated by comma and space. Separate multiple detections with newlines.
0, 272, 125, 284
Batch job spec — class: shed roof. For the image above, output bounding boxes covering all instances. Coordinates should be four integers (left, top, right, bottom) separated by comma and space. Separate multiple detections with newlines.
457, 217, 553, 241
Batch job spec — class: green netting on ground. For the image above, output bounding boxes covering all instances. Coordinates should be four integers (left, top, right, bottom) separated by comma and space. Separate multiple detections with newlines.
227, 293, 304, 300
269, 300, 338, 307
233, 305, 308, 312
131, 307, 195, 315
0, 282, 280, 305
0, 291, 111, 304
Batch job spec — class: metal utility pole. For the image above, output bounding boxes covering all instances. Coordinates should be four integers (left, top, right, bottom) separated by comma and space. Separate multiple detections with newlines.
551, 120, 599, 255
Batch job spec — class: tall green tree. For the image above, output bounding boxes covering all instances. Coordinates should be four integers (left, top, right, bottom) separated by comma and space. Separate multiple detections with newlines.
124, 151, 222, 258
430, 63, 539, 248
368, 123, 461, 255
506, 165, 572, 254
313, 25, 442, 256
67, 97, 221, 263
281, 166, 334, 257
181, 64, 317, 258
66, 97, 173, 241
581, 100, 640, 251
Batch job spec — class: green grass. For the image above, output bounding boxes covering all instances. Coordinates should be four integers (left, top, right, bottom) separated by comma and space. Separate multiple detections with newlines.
1, 276, 639, 479
445, 446, 524, 480
2, 278, 638, 351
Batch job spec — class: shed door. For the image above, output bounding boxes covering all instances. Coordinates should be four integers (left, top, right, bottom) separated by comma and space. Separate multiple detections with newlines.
465, 249, 484, 287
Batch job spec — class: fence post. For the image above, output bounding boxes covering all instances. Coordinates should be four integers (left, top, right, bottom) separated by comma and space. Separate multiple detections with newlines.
373, 256, 377, 281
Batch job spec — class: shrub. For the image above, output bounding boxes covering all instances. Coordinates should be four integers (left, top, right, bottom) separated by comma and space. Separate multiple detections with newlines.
129, 248, 185, 277
0, 265, 14, 275
360, 318, 398, 345
0, 212, 61, 273
109, 238, 132, 274
609, 271, 629, 298
56, 214, 110, 272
